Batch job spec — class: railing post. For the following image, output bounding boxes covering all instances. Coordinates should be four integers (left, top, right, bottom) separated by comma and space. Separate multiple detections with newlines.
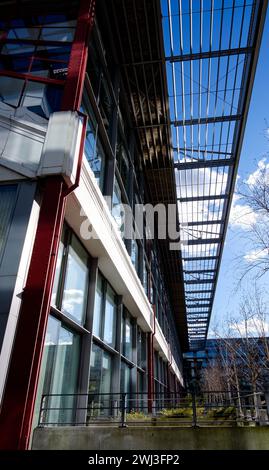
191, 391, 198, 427
38, 395, 45, 427
264, 386, 269, 423
119, 393, 127, 428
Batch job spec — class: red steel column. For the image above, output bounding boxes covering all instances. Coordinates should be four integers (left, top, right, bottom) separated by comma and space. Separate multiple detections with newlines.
62, 0, 95, 111
0, 0, 95, 449
0, 177, 66, 450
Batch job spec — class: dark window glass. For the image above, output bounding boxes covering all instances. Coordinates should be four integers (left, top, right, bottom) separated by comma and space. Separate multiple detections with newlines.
81, 98, 106, 191
120, 361, 132, 394
131, 239, 139, 273
122, 313, 133, 361
92, 274, 103, 338
88, 343, 112, 395
37, 315, 80, 425
103, 284, 117, 348
137, 328, 146, 370
116, 130, 129, 190
0, 185, 17, 261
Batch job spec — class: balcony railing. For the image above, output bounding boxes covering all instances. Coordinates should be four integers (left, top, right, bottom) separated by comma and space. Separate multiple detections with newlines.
38, 390, 269, 428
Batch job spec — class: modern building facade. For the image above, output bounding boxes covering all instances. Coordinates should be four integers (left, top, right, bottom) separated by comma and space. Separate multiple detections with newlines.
184, 338, 269, 393
0, 0, 266, 450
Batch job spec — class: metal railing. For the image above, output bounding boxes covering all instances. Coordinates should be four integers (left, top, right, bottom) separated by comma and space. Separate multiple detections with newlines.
38, 390, 269, 428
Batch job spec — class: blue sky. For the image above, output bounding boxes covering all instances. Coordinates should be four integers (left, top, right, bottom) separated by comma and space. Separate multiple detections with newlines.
209, 8, 269, 334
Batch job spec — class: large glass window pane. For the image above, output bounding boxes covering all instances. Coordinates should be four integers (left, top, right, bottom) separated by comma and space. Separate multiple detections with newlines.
51, 239, 64, 307
116, 131, 129, 190
0, 185, 17, 262
103, 284, 116, 348
123, 315, 132, 361
120, 361, 132, 394
81, 99, 106, 190
0, 76, 24, 107
131, 239, 139, 273
61, 234, 89, 325
89, 342, 102, 394
37, 316, 80, 425
92, 274, 103, 338
137, 328, 146, 370
112, 177, 124, 232
88, 343, 113, 419
101, 351, 112, 395
89, 344, 112, 395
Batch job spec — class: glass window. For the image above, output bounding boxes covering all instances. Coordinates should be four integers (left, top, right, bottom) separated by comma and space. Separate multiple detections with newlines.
116, 130, 129, 190
112, 177, 124, 233
88, 343, 112, 395
81, 99, 106, 190
131, 239, 139, 273
61, 234, 89, 325
0, 185, 17, 262
137, 370, 145, 411
137, 328, 147, 370
37, 315, 80, 425
99, 74, 112, 131
120, 361, 132, 394
122, 313, 133, 361
103, 284, 116, 348
88, 343, 113, 419
92, 274, 103, 338
51, 238, 64, 307
0, 12, 78, 117
0, 76, 24, 107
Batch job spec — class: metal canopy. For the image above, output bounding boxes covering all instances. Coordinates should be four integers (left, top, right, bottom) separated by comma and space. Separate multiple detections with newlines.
103, 0, 267, 353
161, 0, 267, 349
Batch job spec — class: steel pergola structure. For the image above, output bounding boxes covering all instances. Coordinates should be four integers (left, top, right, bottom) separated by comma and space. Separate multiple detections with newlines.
100, 0, 267, 351
162, 0, 267, 349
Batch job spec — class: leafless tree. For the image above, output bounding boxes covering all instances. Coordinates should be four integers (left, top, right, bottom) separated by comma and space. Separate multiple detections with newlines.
208, 288, 269, 416
237, 162, 269, 279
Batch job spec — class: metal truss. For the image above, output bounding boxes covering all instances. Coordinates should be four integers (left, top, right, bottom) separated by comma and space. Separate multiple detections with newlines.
161, 0, 268, 349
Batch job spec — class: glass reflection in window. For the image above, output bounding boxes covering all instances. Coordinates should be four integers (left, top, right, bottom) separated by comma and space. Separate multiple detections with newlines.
62, 234, 89, 325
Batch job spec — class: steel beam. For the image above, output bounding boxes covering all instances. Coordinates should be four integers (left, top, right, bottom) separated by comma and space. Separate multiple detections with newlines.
184, 237, 222, 246
185, 220, 223, 226
122, 46, 252, 66
184, 269, 217, 274
183, 256, 218, 262
173, 147, 233, 156
172, 114, 241, 127
179, 194, 228, 203
167, 46, 253, 62
174, 158, 234, 170
185, 279, 215, 285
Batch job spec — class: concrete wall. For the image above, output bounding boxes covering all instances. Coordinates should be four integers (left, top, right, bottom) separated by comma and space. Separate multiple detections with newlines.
32, 426, 269, 450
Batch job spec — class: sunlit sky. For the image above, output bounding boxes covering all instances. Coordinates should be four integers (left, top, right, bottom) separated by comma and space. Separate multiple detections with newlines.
209, 8, 269, 335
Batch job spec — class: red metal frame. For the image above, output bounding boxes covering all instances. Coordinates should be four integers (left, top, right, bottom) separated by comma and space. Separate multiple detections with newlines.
61, 0, 95, 111
0, 0, 95, 449
0, 176, 66, 450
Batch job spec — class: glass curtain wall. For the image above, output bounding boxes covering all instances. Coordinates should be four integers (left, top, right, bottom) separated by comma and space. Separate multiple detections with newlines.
37, 224, 90, 425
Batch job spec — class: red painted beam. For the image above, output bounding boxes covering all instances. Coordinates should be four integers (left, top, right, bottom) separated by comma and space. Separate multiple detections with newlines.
0, 176, 66, 450
0, 0, 95, 448
62, 0, 95, 111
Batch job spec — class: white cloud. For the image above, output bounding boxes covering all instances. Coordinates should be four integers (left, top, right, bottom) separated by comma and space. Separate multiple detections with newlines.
229, 158, 269, 230
229, 193, 258, 229
246, 158, 269, 186
230, 318, 269, 336
244, 248, 268, 263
